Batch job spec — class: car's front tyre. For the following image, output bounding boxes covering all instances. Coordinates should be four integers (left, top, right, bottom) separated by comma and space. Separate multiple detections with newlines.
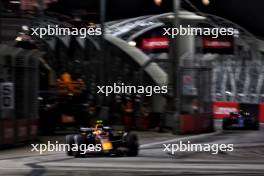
125, 133, 139, 156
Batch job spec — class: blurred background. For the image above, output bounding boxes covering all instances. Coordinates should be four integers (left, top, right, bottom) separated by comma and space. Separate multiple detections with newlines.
0, 0, 264, 175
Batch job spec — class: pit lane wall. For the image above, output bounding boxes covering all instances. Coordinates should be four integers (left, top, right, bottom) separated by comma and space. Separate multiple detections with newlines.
213, 101, 264, 123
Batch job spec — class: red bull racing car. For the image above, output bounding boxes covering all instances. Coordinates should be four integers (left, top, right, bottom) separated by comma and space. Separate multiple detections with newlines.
222, 110, 259, 130
65, 121, 139, 157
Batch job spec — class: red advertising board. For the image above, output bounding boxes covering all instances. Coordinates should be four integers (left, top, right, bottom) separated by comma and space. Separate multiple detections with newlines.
203, 38, 232, 49
213, 101, 239, 119
141, 37, 169, 49
203, 37, 234, 54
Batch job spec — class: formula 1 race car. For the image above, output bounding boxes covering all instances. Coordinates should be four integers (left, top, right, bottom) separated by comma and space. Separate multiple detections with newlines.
65, 121, 139, 157
222, 111, 259, 130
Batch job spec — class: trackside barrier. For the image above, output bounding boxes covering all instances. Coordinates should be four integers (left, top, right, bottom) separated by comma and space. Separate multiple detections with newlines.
0, 45, 39, 146
180, 113, 214, 134
213, 101, 264, 123
0, 119, 15, 145
30, 118, 38, 140
140, 115, 150, 129
259, 104, 264, 123
0, 119, 39, 145
123, 116, 133, 129
16, 119, 29, 142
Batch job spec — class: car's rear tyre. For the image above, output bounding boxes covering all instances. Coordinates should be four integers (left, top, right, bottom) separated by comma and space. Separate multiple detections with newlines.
65, 135, 74, 156
73, 134, 85, 158
222, 118, 229, 130
125, 133, 139, 156
244, 119, 259, 130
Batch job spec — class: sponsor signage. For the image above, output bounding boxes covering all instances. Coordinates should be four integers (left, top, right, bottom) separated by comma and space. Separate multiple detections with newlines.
135, 26, 168, 54
141, 37, 169, 49
203, 37, 234, 54
213, 102, 239, 119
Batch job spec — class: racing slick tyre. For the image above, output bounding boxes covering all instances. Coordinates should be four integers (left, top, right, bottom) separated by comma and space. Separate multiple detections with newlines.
125, 133, 139, 156
65, 135, 74, 156
222, 118, 229, 130
244, 119, 259, 130
73, 134, 85, 158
